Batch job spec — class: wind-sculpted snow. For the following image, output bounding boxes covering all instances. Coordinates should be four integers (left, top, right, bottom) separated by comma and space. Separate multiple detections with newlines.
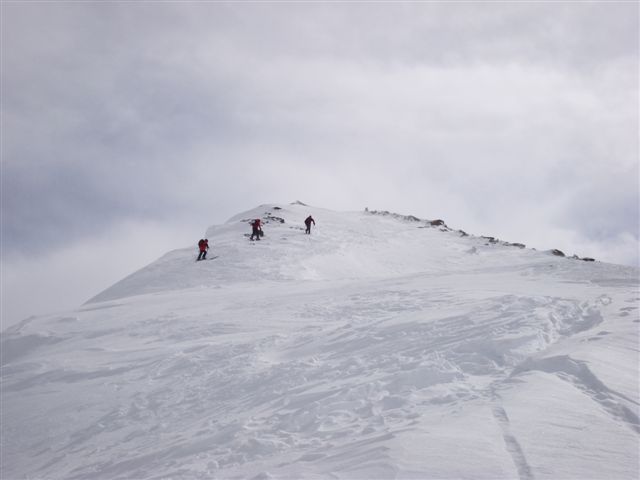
87, 204, 561, 303
2, 204, 639, 479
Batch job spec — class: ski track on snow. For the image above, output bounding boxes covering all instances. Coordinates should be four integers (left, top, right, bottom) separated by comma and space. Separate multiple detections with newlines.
491, 405, 534, 480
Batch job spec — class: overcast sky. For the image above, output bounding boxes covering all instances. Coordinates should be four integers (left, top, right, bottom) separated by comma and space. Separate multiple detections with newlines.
2, 1, 638, 328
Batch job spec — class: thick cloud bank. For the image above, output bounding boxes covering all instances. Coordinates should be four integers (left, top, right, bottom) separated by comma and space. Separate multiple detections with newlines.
2, 2, 638, 323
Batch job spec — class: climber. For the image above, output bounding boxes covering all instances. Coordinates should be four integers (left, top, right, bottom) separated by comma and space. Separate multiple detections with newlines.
304, 215, 315, 234
250, 219, 263, 241
197, 238, 209, 260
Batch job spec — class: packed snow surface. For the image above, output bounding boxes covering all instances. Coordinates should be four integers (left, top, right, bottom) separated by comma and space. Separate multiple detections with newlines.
2, 203, 639, 479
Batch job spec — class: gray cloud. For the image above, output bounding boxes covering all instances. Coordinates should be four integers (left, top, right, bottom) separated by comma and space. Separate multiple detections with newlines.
1, 2, 638, 322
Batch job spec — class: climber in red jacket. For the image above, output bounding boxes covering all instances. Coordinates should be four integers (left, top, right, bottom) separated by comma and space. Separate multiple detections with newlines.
197, 238, 209, 260
250, 219, 262, 241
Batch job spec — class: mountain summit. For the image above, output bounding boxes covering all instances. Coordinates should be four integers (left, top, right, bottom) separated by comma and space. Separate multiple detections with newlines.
2, 204, 639, 479
89, 202, 592, 303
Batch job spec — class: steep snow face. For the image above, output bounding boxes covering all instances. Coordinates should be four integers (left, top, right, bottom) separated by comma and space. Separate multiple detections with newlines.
89, 203, 561, 303
2, 204, 639, 480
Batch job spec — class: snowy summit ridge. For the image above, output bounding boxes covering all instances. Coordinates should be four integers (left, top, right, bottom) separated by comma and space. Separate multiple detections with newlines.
2, 203, 639, 479
89, 202, 591, 303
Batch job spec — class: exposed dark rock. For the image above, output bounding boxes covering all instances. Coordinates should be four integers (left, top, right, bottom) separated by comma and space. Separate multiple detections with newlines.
370, 210, 426, 224
582, 257, 595, 262
364, 209, 594, 261
265, 215, 285, 224
481, 236, 499, 244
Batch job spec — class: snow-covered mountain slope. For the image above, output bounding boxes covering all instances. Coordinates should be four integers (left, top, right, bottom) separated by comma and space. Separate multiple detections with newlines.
2, 203, 639, 479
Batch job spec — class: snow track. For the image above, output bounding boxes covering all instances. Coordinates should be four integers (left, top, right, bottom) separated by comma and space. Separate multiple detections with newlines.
491, 405, 533, 480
